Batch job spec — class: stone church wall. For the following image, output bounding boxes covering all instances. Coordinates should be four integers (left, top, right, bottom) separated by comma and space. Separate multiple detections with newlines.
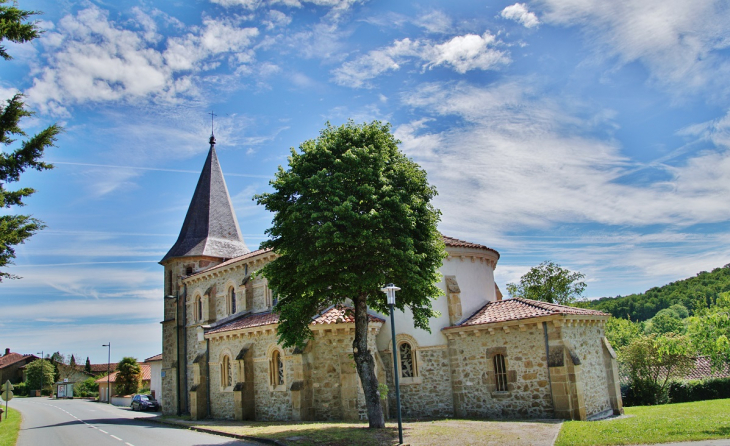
447, 324, 553, 418
380, 346, 454, 418
561, 322, 611, 417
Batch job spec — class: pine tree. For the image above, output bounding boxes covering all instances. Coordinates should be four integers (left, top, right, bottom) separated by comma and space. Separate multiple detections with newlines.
0, 0, 62, 281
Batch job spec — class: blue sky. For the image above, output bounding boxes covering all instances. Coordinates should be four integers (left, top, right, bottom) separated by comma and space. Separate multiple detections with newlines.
1, 0, 729, 364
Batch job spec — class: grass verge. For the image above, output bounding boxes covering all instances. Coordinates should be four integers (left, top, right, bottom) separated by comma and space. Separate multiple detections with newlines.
556, 398, 730, 446
0, 407, 22, 446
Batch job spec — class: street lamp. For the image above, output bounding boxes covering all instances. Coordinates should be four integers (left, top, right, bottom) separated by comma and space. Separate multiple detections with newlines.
102, 343, 111, 404
381, 283, 403, 445
36, 351, 43, 398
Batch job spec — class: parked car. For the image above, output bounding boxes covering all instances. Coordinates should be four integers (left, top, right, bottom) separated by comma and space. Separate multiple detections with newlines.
130, 394, 160, 411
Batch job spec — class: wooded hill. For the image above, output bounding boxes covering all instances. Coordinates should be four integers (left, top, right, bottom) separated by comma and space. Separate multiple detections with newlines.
584, 264, 730, 321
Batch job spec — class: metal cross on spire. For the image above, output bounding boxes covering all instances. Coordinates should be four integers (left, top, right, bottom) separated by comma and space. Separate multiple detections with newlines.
208, 111, 217, 146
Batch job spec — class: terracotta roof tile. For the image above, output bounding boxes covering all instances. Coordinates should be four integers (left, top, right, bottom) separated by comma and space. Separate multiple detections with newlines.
144, 354, 162, 362
188, 234, 498, 279
206, 305, 384, 335
450, 297, 609, 328
442, 235, 500, 257
311, 305, 384, 325
206, 311, 280, 334
95, 364, 151, 383
0, 353, 36, 369
187, 248, 272, 278
685, 356, 730, 380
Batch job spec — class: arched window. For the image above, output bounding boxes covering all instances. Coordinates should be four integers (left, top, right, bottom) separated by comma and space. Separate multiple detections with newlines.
186, 266, 193, 276
399, 342, 416, 378
221, 355, 232, 388
227, 287, 236, 315
493, 354, 508, 391
269, 350, 284, 387
195, 296, 203, 322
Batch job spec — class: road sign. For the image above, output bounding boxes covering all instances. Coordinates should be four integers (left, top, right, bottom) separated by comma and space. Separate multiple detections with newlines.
1, 381, 12, 401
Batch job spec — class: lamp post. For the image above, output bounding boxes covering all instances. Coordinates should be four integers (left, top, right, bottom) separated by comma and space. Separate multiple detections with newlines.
36, 351, 43, 398
381, 283, 403, 445
102, 343, 111, 404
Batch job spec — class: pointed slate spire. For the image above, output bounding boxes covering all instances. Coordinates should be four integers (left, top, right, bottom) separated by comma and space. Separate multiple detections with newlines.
161, 138, 249, 262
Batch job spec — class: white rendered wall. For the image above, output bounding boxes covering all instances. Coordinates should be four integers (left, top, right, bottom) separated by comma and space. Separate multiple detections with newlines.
149, 361, 162, 405
375, 248, 499, 350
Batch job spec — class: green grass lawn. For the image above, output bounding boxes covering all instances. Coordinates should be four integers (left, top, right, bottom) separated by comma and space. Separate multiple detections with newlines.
0, 407, 22, 446
556, 399, 730, 446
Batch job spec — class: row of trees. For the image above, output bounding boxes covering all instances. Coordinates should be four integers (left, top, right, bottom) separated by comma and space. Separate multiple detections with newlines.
22, 354, 144, 397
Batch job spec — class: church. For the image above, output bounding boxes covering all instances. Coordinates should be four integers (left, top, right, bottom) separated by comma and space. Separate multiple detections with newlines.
160, 136, 623, 422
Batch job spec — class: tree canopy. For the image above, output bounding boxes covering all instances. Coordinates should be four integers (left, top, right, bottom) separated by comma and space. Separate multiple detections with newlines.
25, 358, 54, 392
255, 120, 446, 428
115, 357, 142, 396
1, 0, 61, 281
506, 260, 587, 305
586, 264, 730, 321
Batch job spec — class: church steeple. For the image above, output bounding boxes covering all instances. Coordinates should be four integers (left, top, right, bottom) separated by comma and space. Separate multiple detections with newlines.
161, 136, 249, 263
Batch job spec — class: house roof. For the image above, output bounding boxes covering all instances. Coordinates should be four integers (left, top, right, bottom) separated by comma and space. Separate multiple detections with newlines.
447, 297, 609, 329
95, 363, 151, 384
161, 144, 249, 263
144, 354, 162, 362
84, 363, 118, 374
685, 356, 730, 380
0, 353, 36, 369
206, 305, 384, 336
442, 235, 500, 258
186, 235, 499, 280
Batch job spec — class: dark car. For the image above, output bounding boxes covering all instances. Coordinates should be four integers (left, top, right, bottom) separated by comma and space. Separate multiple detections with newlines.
130, 394, 160, 411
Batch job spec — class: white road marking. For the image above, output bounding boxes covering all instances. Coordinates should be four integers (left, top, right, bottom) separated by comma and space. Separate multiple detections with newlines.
110, 435, 122, 441
99, 429, 108, 434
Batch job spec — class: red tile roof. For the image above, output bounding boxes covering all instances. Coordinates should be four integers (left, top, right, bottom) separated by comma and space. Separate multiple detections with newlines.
83, 363, 118, 374
187, 248, 272, 278
144, 354, 162, 362
449, 297, 609, 328
95, 364, 151, 384
685, 356, 730, 380
186, 235, 499, 280
311, 305, 384, 325
0, 353, 36, 369
442, 235, 500, 257
206, 306, 384, 335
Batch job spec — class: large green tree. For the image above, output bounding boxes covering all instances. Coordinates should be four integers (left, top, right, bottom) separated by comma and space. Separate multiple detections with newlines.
255, 120, 446, 428
686, 292, 730, 369
1, 0, 61, 281
115, 357, 142, 396
25, 358, 54, 393
506, 260, 587, 305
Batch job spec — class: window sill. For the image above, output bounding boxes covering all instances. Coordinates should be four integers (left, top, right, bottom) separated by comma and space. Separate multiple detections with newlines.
268, 384, 286, 392
491, 391, 511, 399
399, 377, 423, 385
220, 386, 234, 393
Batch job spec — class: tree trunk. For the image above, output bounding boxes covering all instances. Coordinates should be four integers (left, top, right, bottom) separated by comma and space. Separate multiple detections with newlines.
352, 293, 385, 428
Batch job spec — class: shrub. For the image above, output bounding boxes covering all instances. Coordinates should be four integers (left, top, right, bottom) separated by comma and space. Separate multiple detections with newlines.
13, 381, 27, 396
668, 378, 730, 403
74, 377, 100, 397
623, 378, 668, 406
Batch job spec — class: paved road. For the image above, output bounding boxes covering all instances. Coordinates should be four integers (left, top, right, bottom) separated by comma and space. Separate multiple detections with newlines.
13, 397, 261, 446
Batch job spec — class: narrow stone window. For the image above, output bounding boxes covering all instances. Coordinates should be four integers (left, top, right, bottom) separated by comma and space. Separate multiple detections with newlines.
269, 350, 284, 387
195, 296, 203, 322
399, 342, 416, 378
221, 355, 231, 388
228, 287, 236, 315
186, 266, 193, 276
494, 353, 508, 391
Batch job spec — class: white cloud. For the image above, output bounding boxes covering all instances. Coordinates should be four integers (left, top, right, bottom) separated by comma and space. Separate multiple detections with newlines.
333, 32, 508, 88
537, 0, 730, 96
397, 81, 730, 239
211, 0, 362, 11
500, 3, 540, 28
264, 10, 292, 29
414, 11, 453, 34
26, 7, 259, 116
